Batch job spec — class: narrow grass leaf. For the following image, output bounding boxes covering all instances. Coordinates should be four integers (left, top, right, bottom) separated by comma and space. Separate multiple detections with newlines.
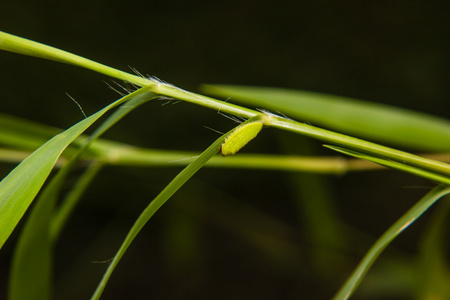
325, 145, 450, 185
333, 184, 450, 300
50, 90, 158, 239
91, 116, 262, 299
203, 85, 450, 152
0, 87, 153, 250
8, 159, 72, 300
8, 90, 157, 300
0, 31, 151, 87
8, 162, 104, 300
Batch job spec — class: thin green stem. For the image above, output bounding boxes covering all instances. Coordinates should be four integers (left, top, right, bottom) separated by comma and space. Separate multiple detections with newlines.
91, 115, 263, 299
0, 146, 385, 174
0, 31, 152, 86
150, 82, 450, 180
0, 31, 254, 119
3, 30, 450, 182
154, 83, 256, 119
269, 116, 450, 177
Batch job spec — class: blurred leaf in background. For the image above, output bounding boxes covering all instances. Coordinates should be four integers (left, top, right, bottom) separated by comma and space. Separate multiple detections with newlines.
2, 1, 450, 299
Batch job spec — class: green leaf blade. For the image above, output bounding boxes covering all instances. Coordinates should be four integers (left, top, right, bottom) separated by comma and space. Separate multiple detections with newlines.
333, 185, 450, 300
203, 85, 450, 151
0, 87, 153, 249
7, 87, 156, 300
325, 145, 450, 185
0, 31, 152, 87
0, 126, 92, 249
91, 116, 264, 299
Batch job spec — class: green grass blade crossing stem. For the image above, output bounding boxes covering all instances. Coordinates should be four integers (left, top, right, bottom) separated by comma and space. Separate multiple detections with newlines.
8, 90, 157, 300
0, 87, 154, 250
91, 116, 264, 299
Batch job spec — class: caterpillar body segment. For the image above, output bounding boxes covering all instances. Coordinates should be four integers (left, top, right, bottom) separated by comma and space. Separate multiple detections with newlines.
221, 121, 263, 156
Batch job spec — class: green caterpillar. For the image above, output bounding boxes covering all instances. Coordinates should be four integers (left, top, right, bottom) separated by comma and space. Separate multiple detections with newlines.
221, 121, 263, 156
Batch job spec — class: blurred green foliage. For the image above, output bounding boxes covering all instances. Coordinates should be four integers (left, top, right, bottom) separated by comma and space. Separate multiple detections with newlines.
1, 1, 450, 299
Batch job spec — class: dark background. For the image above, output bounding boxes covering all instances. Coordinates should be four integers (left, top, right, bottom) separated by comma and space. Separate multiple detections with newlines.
1, 1, 450, 299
